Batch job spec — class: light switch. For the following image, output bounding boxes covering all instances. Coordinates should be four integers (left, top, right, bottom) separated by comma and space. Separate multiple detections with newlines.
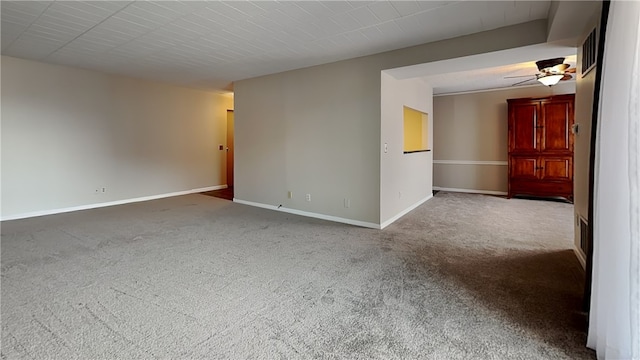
384, 143, 388, 153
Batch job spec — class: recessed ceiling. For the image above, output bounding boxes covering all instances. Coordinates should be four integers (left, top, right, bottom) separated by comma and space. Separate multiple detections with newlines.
1, 1, 551, 91
427, 54, 577, 95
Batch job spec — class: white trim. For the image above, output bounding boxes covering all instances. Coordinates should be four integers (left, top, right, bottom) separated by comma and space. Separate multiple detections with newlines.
573, 245, 587, 269
380, 194, 434, 229
0, 185, 228, 221
433, 160, 508, 166
232, 199, 381, 229
433, 186, 508, 196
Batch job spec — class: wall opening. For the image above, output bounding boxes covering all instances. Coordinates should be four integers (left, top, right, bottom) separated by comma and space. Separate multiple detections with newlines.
403, 106, 429, 153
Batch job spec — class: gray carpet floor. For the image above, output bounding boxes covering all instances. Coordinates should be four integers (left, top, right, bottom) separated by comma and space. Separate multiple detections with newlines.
1, 192, 594, 359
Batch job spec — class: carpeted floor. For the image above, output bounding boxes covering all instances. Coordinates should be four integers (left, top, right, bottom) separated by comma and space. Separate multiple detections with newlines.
0, 192, 594, 359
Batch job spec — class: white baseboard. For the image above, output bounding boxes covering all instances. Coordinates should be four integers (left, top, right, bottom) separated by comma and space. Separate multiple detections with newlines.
573, 245, 586, 269
433, 186, 508, 196
232, 198, 381, 229
1, 185, 228, 221
380, 194, 434, 229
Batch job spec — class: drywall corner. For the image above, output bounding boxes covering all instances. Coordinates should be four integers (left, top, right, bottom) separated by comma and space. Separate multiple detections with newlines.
380, 72, 433, 225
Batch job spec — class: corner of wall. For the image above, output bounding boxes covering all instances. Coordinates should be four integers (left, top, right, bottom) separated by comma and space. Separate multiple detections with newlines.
380, 72, 434, 226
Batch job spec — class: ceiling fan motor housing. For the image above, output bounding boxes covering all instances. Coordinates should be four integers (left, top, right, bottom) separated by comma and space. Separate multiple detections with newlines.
536, 57, 565, 72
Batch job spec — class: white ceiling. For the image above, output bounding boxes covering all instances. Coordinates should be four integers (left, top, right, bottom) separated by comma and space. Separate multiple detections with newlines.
1, 1, 554, 92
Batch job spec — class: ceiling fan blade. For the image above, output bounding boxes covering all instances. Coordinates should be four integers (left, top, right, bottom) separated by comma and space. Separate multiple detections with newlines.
560, 74, 573, 81
512, 78, 537, 86
565, 68, 576, 73
504, 74, 537, 79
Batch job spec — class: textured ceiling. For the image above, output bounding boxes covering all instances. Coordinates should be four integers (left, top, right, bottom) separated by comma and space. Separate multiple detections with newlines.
1, 1, 552, 91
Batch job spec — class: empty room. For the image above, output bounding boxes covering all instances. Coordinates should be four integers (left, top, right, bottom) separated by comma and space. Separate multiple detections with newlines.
1, 1, 638, 359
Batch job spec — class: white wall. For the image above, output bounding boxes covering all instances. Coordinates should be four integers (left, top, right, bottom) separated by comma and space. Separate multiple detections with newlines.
587, 1, 640, 356
1, 56, 233, 220
234, 20, 549, 227
380, 73, 433, 226
432, 82, 575, 194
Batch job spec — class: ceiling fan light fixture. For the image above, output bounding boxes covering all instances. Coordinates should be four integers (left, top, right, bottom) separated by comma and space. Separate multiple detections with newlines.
537, 74, 563, 86
551, 63, 570, 73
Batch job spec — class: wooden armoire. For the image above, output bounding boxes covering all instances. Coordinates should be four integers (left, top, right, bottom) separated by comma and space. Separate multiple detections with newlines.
507, 94, 575, 202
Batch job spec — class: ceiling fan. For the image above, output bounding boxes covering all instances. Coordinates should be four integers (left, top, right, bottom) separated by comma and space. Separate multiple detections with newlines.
505, 57, 577, 87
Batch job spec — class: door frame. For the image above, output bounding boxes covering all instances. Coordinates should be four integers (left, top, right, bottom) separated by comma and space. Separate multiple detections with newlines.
226, 110, 234, 188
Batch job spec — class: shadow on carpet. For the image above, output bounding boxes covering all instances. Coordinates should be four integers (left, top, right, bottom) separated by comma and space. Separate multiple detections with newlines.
201, 187, 234, 201
393, 240, 590, 358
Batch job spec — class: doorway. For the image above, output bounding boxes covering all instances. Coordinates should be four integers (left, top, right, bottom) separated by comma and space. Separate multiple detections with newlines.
226, 110, 234, 188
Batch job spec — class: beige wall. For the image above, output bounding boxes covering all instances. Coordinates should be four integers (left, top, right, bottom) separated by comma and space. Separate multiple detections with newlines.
573, 3, 602, 266
234, 20, 549, 227
1, 56, 233, 219
234, 59, 381, 226
432, 82, 575, 194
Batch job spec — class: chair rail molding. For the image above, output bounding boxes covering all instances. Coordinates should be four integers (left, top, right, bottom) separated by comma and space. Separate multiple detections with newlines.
433, 160, 508, 166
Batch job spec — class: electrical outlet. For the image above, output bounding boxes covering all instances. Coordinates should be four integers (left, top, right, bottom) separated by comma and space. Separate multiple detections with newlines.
305, 194, 311, 202
288, 191, 293, 199
101, 187, 106, 193
344, 198, 351, 208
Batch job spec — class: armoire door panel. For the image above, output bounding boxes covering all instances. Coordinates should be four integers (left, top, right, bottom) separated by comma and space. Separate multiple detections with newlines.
541, 101, 573, 151
509, 103, 539, 153
510, 157, 538, 179
540, 157, 572, 181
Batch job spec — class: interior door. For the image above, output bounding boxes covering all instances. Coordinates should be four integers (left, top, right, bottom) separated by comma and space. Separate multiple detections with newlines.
226, 110, 234, 187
